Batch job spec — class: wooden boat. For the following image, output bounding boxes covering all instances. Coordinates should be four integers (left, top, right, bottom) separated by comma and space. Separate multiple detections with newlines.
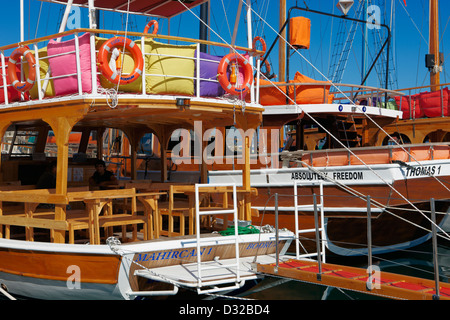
94, 1, 450, 257
0, 0, 295, 300
207, 1, 450, 256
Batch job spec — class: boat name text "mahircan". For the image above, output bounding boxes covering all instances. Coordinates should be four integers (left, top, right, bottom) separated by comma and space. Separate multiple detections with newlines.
291, 171, 364, 180
134, 241, 279, 262
135, 248, 213, 262
406, 165, 441, 177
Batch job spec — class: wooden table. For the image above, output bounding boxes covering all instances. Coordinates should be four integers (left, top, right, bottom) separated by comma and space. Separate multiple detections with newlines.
67, 189, 162, 245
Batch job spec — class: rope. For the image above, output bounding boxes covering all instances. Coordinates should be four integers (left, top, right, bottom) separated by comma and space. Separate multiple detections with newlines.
293, 159, 450, 242
231, 0, 450, 240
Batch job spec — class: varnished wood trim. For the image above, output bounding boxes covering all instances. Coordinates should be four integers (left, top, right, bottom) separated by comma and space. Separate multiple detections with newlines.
0, 248, 121, 285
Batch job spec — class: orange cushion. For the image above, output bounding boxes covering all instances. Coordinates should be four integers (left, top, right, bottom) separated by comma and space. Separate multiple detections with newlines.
259, 79, 289, 105
289, 72, 331, 104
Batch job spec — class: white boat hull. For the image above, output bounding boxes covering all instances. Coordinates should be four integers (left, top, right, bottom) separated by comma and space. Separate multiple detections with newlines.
0, 231, 293, 300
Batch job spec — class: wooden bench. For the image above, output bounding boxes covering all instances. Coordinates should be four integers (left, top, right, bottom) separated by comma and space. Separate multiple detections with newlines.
67, 188, 160, 244
0, 186, 156, 244
0, 213, 89, 243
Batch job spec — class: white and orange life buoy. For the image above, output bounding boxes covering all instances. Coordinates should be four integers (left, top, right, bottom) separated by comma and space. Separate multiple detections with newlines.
98, 37, 143, 85
251, 36, 266, 60
8, 46, 36, 93
217, 53, 253, 96
144, 20, 159, 34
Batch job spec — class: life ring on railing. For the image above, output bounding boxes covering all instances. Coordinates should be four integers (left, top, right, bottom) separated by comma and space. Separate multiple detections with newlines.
251, 36, 266, 60
217, 53, 253, 96
8, 46, 36, 93
98, 37, 143, 85
144, 20, 159, 34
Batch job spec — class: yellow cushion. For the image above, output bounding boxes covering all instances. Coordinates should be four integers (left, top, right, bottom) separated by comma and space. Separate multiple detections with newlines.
146, 41, 196, 95
24, 47, 55, 99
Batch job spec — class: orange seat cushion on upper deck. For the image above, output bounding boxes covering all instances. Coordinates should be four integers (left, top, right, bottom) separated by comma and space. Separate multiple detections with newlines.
289, 72, 331, 104
258, 79, 289, 105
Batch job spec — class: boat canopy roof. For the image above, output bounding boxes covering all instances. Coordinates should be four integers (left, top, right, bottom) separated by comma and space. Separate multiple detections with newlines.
38, 0, 209, 18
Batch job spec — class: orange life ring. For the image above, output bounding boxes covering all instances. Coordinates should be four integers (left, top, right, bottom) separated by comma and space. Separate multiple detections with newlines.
8, 46, 36, 93
98, 37, 143, 85
252, 36, 266, 60
144, 20, 159, 34
217, 53, 253, 96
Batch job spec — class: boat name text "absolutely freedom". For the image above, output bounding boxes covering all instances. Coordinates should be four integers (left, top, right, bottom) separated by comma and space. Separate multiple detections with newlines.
291, 171, 364, 181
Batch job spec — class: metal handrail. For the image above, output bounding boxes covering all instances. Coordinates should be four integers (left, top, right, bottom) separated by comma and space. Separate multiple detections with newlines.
0, 28, 262, 106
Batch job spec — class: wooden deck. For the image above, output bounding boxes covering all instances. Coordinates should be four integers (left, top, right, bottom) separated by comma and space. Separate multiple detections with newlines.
256, 258, 450, 300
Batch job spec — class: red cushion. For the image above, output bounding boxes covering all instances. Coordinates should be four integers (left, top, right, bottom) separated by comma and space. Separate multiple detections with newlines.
419, 88, 449, 117
395, 94, 424, 119
0, 57, 27, 103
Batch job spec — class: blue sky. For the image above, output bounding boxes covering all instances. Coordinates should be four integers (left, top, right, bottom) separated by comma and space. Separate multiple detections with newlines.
0, 0, 448, 91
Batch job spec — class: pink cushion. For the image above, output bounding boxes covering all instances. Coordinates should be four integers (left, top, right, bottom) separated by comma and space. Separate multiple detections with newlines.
47, 33, 97, 96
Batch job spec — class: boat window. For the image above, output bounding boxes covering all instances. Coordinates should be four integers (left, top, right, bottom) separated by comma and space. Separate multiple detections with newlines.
382, 133, 411, 145
424, 131, 450, 143
2, 130, 39, 158
138, 133, 154, 156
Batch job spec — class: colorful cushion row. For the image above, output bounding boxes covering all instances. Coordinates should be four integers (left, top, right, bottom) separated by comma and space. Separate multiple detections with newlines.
394, 87, 449, 119
258, 71, 333, 106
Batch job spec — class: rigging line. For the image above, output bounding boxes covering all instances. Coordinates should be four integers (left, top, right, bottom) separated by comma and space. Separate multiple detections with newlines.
326, 2, 334, 75
116, 0, 131, 94
34, 0, 43, 39
397, 0, 428, 46
242, 0, 450, 196
329, 0, 365, 83
294, 159, 450, 242
178, 0, 450, 238
440, 13, 450, 45
220, 0, 233, 43
239, 0, 450, 204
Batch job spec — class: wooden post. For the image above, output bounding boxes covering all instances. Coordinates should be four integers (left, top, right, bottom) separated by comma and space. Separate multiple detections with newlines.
123, 128, 145, 180
78, 128, 91, 154
45, 116, 79, 243
243, 135, 252, 221
200, 126, 208, 183
234, 110, 262, 222
0, 121, 11, 182
97, 127, 105, 160
279, 0, 286, 82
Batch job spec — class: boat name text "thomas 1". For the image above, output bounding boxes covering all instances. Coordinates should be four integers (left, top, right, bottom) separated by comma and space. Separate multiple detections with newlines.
291, 171, 364, 181
405, 165, 441, 177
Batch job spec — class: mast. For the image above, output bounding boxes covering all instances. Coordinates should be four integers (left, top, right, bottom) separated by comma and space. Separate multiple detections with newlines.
199, 2, 209, 53
279, 0, 286, 82
362, 0, 368, 85
429, 0, 440, 91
